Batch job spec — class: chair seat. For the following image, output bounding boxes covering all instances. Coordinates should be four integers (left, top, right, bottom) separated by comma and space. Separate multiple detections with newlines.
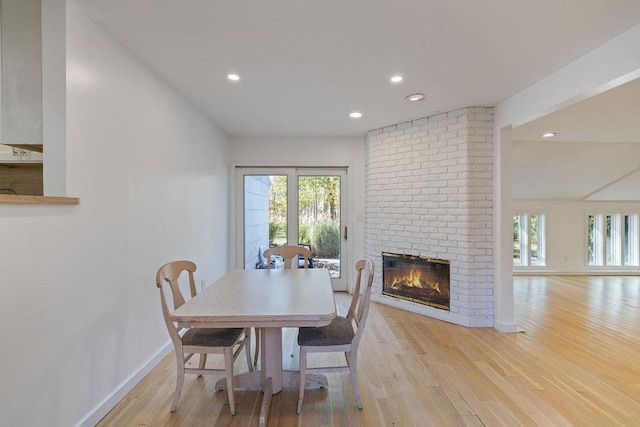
182, 327, 244, 347
298, 316, 354, 346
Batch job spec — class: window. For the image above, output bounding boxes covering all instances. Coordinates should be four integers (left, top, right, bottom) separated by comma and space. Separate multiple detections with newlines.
513, 213, 545, 266
625, 215, 639, 266
513, 214, 522, 266
589, 213, 639, 267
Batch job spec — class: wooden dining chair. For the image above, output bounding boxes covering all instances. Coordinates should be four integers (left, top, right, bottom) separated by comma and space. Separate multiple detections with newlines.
296, 259, 375, 413
155, 260, 253, 415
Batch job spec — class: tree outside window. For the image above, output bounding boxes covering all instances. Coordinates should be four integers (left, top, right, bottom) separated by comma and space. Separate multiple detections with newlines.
513, 213, 545, 267
589, 213, 639, 267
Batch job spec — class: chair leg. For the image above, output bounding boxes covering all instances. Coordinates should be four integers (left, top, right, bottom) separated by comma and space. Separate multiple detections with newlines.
171, 351, 186, 412
224, 347, 236, 415
198, 353, 207, 376
253, 328, 260, 367
290, 330, 298, 358
244, 329, 254, 372
348, 351, 363, 409
297, 347, 307, 414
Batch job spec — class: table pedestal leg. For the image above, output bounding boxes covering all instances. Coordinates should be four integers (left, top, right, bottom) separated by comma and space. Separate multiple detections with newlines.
214, 370, 328, 390
261, 327, 283, 393
259, 377, 272, 427
215, 326, 328, 426
215, 326, 329, 391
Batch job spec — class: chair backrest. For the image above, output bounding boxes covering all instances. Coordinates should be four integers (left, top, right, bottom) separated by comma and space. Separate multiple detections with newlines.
263, 245, 313, 269
346, 259, 375, 347
155, 260, 198, 341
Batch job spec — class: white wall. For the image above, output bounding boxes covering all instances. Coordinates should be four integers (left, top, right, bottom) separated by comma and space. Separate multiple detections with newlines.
228, 135, 366, 288
493, 24, 640, 331
0, 4, 230, 426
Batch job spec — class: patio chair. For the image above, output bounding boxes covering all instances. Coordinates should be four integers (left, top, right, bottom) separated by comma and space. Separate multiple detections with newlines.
264, 245, 313, 269
258, 244, 285, 269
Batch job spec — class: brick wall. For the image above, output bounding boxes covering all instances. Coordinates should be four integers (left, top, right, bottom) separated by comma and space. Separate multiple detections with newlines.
365, 107, 494, 327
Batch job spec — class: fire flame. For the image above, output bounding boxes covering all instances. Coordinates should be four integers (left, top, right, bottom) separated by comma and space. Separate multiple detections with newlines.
390, 268, 441, 293
391, 269, 421, 287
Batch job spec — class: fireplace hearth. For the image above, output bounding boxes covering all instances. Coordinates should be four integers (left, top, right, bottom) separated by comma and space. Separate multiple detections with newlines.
382, 252, 450, 310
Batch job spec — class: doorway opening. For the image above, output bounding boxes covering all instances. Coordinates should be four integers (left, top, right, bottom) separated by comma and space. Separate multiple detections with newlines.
236, 167, 347, 290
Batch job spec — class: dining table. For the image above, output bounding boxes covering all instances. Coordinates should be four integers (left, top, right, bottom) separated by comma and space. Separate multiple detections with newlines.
169, 268, 336, 426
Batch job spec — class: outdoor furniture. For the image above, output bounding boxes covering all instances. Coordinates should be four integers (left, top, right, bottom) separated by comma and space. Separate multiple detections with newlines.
169, 268, 335, 426
155, 260, 253, 415
297, 259, 375, 413
258, 244, 285, 269
264, 245, 313, 269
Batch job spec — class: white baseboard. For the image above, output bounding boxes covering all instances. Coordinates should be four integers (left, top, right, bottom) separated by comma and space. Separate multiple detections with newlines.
494, 320, 519, 333
76, 342, 173, 427
514, 269, 640, 276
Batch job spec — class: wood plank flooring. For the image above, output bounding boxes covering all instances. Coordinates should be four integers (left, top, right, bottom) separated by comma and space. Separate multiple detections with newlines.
96, 276, 640, 426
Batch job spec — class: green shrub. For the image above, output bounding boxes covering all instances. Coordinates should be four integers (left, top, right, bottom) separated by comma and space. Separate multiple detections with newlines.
311, 222, 340, 258
269, 222, 280, 243
299, 223, 311, 245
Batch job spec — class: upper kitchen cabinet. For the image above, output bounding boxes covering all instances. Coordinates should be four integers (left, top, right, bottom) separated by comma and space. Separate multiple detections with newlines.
0, 0, 44, 196
0, 0, 72, 202
1, 0, 43, 146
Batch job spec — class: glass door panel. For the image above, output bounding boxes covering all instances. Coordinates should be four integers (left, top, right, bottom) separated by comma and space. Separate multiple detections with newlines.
298, 175, 342, 279
241, 174, 287, 270
267, 175, 288, 246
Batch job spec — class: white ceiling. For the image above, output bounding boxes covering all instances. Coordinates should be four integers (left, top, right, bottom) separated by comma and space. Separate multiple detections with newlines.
512, 77, 640, 201
70, 0, 640, 200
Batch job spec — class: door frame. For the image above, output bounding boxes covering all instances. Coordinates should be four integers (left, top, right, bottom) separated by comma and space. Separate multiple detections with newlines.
234, 166, 349, 291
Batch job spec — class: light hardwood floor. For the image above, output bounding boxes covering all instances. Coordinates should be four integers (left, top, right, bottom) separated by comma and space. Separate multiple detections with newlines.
97, 276, 640, 426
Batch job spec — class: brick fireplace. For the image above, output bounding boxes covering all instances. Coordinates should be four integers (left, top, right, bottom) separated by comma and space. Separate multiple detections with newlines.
365, 107, 494, 327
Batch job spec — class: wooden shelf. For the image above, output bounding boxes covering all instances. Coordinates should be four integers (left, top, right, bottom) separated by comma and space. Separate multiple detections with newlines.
0, 162, 43, 168
0, 194, 79, 205
3, 144, 43, 153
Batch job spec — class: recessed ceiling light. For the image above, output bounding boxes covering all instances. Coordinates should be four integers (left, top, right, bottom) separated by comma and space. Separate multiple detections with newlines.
227, 73, 240, 81
405, 93, 426, 102
390, 75, 403, 83
542, 132, 556, 138
349, 111, 363, 119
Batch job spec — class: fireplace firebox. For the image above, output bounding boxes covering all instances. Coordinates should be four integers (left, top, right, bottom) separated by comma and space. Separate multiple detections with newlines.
382, 252, 450, 310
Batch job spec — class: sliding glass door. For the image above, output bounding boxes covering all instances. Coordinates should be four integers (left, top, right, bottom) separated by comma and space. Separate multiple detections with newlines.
236, 167, 347, 290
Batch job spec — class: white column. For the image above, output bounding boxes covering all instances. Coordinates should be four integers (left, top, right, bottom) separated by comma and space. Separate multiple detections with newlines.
493, 126, 517, 332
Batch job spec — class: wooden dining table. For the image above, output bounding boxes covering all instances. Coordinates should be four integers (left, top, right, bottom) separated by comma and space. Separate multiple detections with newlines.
170, 268, 336, 425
